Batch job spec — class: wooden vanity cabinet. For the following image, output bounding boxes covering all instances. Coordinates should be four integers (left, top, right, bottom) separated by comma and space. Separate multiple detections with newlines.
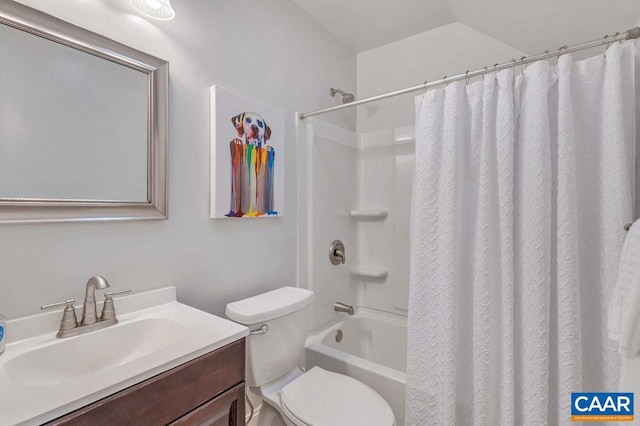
46, 338, 246, 426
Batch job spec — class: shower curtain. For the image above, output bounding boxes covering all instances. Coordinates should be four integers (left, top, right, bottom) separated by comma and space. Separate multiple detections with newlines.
406, 40, 638, 425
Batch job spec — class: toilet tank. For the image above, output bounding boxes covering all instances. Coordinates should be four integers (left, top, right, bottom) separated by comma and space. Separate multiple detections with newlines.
226, 287, 314, 387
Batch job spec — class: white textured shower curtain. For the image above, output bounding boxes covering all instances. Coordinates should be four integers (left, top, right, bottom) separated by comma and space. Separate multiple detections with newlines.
406, 40, 638, 425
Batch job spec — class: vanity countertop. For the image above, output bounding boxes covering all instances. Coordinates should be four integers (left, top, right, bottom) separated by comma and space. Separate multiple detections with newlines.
0, 286, 248, 426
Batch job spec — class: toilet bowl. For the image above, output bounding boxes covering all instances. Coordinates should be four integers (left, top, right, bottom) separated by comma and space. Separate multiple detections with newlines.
226, 287, 395, 426
279, 366, 395, 426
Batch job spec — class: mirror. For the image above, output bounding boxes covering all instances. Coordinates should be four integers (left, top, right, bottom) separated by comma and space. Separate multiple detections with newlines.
0, 0, 167, 224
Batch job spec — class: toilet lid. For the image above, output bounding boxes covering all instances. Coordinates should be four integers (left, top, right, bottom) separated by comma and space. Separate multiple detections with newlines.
280, 367, 395, 426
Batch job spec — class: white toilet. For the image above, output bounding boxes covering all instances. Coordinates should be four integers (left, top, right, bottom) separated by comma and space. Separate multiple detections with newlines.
226, 286, 396, 426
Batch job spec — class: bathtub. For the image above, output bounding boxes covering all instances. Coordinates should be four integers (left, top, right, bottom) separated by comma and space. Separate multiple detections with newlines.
305, 309, 407, 426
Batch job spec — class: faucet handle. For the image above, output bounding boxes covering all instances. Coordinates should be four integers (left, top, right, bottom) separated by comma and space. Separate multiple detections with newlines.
329, 240, 346, 265
100, 289, 131, 321
41, 298, 75, 311
41, 299, 78, 334
104, 289, 131, 298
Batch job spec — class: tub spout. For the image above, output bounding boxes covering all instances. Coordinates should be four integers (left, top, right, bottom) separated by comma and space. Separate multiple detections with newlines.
334, 302, 354, 315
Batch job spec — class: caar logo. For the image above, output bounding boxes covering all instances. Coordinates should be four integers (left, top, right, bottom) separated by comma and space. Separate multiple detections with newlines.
571, 392, 634, 422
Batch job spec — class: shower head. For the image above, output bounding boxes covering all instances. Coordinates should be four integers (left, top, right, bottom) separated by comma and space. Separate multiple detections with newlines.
330, 88, 355, 104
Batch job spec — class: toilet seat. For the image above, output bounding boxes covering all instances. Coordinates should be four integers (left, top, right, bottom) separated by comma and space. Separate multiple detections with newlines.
279, 367, 395, 426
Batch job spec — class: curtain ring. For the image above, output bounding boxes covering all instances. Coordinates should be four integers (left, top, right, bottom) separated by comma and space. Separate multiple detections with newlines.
603, 34, 611, 55
465, 70, 470, 84
520, 55, 527, 72
443, 76, 448, 87
558, 45, 568, 58
613, 31, 623, 44
423, 81, 428, 93
482, 66, 488, 77
506, 59, 516, 77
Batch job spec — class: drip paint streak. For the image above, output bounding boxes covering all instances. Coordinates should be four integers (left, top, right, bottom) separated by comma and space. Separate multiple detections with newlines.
226, 119, 277, 217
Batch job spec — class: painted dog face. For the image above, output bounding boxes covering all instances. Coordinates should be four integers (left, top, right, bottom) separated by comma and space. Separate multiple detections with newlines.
231, 112, 272, 147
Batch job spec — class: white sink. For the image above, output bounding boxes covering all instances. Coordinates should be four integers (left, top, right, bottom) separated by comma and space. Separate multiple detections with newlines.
0, 286, 249, 426
5, 317, 186, 386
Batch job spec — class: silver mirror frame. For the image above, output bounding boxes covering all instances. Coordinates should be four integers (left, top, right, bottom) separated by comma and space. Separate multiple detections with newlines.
0, 0, 168, 224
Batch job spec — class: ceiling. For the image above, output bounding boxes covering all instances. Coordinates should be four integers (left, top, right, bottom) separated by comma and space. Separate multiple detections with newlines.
292, 0, 640, 54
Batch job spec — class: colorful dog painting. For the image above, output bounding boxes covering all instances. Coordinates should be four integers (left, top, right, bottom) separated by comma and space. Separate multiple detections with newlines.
210, 86, 283, 219
226, 111, 277, 217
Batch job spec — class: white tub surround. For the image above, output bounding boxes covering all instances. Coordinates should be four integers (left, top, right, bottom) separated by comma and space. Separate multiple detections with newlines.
305, 309, 407, 425
0, 286, 248, 425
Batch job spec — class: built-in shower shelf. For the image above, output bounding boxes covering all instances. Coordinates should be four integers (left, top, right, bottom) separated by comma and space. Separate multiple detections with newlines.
349, 210, 388, 221
350, 266, 389, 279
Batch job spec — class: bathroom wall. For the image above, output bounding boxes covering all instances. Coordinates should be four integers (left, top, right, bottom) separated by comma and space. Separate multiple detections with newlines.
357, 22, 525, 133
353, 22, 525, 315
0, 0, 356, 319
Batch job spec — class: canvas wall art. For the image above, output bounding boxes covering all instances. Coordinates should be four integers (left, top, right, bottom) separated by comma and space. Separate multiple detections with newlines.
210, 86, 284, 218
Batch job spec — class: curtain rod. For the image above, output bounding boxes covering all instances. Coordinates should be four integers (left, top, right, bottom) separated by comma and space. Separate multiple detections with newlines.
299, 27, 640, 120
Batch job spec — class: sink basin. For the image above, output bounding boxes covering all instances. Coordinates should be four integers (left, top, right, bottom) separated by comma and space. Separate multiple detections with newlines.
5, 317, 185, 386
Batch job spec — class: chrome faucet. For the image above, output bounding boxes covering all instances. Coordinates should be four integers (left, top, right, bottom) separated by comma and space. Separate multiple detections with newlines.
334, 302, 354, 315
41, 276, 130, 338
81, 275, 110, 325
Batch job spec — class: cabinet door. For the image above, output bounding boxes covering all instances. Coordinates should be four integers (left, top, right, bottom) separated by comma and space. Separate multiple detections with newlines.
45, 339, 245, 426
170, 383, 245, 426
